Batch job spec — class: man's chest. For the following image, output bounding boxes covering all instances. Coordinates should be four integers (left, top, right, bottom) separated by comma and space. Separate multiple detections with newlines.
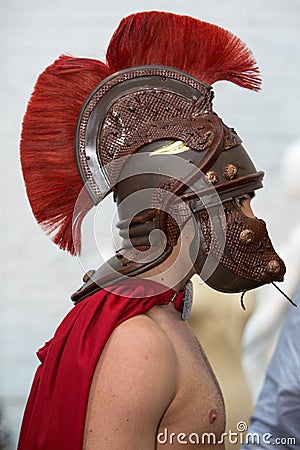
157, 321, 226, 449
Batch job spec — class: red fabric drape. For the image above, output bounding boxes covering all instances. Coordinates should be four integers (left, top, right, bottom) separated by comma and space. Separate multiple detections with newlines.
18, 280, 184, 450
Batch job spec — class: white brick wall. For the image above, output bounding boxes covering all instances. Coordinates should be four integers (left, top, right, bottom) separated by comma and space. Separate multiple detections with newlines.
2, 0, 300, 445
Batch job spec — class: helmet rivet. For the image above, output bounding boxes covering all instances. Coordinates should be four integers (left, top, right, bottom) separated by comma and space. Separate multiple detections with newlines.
201, 243, 209, 256
83, 269, 96, 283
222, 163, 238, 180
205, 170, 219, 184
266, 260, 281, 275
239, 229, 254, 244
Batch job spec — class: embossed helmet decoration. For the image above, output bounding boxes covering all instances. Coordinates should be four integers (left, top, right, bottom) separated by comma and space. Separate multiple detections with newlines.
20, 11, 286, 300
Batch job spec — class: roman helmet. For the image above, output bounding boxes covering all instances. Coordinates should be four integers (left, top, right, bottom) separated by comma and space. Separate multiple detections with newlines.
20, 12, 286, 303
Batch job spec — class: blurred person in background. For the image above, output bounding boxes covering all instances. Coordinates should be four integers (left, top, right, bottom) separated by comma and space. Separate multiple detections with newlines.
241, 287, 300, 449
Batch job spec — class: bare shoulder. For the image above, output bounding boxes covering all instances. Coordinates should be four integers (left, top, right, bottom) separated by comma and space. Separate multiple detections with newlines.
96, 314, 179, 391
84, 313, 178, 450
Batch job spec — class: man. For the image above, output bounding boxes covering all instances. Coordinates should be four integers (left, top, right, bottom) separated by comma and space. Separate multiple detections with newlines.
18, 11, 286, 450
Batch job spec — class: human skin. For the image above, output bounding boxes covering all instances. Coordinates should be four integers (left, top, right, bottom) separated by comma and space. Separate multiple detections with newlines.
83, 196, 254, 450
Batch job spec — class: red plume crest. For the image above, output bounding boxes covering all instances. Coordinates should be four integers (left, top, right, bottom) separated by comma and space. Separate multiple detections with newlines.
20, 12, 261, 255
107, 12, 261, 90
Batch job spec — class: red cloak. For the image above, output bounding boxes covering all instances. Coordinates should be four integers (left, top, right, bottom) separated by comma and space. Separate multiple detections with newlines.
17, 280, 184, 449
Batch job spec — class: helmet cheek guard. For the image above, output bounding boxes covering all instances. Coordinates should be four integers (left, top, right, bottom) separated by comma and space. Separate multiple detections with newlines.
192, 201, 285, 293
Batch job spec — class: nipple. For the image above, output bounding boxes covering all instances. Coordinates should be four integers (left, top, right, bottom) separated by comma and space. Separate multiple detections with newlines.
209, 409, 217, 424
